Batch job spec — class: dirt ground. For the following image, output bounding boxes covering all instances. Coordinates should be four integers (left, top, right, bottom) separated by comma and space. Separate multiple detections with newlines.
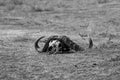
0, 0, 120, 80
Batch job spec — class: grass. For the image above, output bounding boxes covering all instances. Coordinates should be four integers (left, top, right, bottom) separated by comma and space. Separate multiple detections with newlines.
0, 31, 120, 80
0, 0, 120, 80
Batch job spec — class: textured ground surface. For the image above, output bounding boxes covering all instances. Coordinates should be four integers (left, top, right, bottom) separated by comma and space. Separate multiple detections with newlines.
0, 0, 120, 80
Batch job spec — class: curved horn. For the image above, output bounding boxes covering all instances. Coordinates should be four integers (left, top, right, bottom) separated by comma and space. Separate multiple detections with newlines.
78, 33, 93, 49
34, 36, 45, 53
88, 37, 93, 48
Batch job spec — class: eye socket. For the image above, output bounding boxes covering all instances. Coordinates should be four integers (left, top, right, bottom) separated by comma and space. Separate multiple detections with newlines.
58, 43, 62, 47
48, 46, 53, 51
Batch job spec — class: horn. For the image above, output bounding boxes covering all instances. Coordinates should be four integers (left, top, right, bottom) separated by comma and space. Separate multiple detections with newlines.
88, 37, 93, 48
34, 36, 45, 53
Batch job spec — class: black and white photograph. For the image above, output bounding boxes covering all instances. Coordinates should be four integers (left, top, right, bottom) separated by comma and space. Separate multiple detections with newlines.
0, 0, 120, 80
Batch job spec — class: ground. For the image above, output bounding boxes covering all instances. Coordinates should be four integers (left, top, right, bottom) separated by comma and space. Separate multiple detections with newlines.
0, 0, 120, 80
